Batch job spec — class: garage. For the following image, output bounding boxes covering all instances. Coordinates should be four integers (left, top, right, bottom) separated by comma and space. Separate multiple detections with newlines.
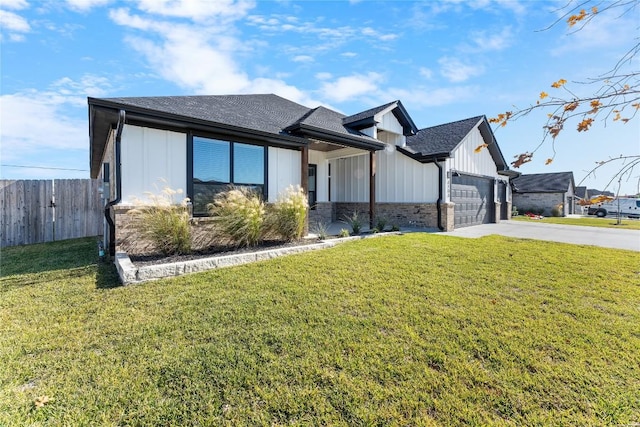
451, 174, 494, 227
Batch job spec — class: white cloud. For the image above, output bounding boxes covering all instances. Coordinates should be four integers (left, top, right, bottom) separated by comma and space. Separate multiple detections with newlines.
419, 67, 433, 79
135, 0, 255, 22
0, 9, 30, 41
319, 72, 384, 103
341, 51, 357, 57
109, 8, 320, 107
65, 0, 111, 12
292, 55, 314, 63
551, 10, 636, 58
361, 26, 398, 41
315, 72, 332, 80
0, 74, 113, 161
2, 0, 28, 9
385, 85, 479, 108
470, 26, 512, 52
0, 91, 87, 156
438, 57, 485, 82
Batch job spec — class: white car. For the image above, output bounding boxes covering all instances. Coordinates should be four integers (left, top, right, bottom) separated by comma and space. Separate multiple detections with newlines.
587, 198, 640, 218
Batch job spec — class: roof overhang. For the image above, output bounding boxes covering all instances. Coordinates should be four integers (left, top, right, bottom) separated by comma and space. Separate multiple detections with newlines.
396, 146, 449, 163
286, 123, 385, 151
88, 97, 308, 178
477, 117, 509, 172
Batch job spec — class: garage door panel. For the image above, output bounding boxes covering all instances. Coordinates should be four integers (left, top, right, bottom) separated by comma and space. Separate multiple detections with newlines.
452, 175, 494, 227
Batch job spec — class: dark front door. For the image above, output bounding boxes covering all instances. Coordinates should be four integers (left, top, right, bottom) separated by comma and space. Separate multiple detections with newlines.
498, 181, 508, 220
308, 164, 317, 209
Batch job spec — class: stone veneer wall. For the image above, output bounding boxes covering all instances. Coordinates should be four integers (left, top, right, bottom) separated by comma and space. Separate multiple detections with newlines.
512, 193, 564, 217
308, 202, 336, 226
335, 202, 447, 230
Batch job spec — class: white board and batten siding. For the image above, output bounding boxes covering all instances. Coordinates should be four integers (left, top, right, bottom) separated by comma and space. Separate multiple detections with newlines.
377, 150, 439, 203
446, 126, 503, 179
327, 150, 439, 204
268, 146, 301, 203
120, 125, 187, 204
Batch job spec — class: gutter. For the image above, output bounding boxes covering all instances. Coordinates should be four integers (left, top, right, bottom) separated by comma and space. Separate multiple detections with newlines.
434, 160, 445, 231
105, 109, 126, 256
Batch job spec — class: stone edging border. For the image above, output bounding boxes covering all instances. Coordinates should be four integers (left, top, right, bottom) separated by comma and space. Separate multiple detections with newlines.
115, 232, 404, 285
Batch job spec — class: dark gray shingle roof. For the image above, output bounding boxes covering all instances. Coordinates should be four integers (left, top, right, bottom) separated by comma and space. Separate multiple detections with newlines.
405, 116, 483, 156
587, 188, 615, 197
575, 186, 587, 198
98, 94, 310, 136
342, 101, 398, 125
511, 172, 575, 193
287, 106, 374, 139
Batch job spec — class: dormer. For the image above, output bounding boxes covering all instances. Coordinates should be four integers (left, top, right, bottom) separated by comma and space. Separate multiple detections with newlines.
342, 100, 418, 147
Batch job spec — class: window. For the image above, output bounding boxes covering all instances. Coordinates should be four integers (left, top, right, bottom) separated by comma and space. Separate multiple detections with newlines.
191, 136, 265, 215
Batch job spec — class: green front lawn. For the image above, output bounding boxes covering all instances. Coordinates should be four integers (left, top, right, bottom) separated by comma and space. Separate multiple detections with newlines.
1, 236, 638, 425
513, 215, 640, 230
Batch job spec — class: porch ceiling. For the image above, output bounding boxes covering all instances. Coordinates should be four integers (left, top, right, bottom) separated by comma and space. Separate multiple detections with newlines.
308, 140, 352, 152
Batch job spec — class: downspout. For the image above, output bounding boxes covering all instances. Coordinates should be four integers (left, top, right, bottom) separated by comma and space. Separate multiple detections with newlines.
434, 160, 445, 231
105, 109, 126, 256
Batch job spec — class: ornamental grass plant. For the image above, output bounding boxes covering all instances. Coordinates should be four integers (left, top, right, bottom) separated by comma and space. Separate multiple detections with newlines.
207, 187, 265, 247
128, 186, 191, 255
266, 185, 308, 241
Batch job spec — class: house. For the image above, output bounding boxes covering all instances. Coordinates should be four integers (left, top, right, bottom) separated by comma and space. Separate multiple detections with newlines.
575, 186, 588, 202
511, 172, 576, 216
587, 188, 615, 199
88, 94, 513, 255
575, 186, 589, 213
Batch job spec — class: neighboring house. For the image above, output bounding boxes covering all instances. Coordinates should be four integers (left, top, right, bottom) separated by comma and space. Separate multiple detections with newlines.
511, 172, 576, 216
88, 94, 513, 254
575, 186, 589, 213
575, 186, 588, 202
587, 188, 615, 198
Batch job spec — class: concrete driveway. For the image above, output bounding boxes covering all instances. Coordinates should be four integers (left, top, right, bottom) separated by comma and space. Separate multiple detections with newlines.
439, 220, 640, 251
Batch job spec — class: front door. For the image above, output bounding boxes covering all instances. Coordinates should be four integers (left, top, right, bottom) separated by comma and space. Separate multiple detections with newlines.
308, 164, 317, 209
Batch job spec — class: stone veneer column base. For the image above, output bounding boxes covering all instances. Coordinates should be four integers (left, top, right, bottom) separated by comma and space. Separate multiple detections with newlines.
441, 202, 455, 231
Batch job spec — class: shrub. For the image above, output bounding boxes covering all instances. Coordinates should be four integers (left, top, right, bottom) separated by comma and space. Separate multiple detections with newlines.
338, 228, 350, 238
551, 204, 563, 217
312, 221, 329, 240
371, 227, 380, 234
391, 224, 400, 232
375, 216, 387, 232
208, 187, 265, 247
343, 211, 362, 235
128, 186, 192, 255
267, 185, 308, 241
512, 205, 519, 217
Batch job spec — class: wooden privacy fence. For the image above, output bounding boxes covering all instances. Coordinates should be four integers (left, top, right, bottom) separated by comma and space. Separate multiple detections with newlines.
0, 179, 103, 247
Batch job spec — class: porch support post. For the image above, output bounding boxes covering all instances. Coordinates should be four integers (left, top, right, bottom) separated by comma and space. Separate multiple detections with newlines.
301, 145, 309, 194
369, 150, 376, 229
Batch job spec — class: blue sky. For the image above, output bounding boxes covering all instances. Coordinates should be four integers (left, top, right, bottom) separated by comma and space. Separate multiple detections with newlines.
1, 0, 638, 194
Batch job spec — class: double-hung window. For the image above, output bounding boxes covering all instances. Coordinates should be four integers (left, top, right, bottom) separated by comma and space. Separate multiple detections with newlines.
191, 136, 265, 215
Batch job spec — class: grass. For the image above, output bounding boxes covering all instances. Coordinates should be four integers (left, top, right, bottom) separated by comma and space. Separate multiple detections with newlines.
1, 236, 639, 426
513, 215, 640, 230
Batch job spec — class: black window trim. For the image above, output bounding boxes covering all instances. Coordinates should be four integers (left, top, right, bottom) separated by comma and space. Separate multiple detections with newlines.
187, 132, 269, 216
